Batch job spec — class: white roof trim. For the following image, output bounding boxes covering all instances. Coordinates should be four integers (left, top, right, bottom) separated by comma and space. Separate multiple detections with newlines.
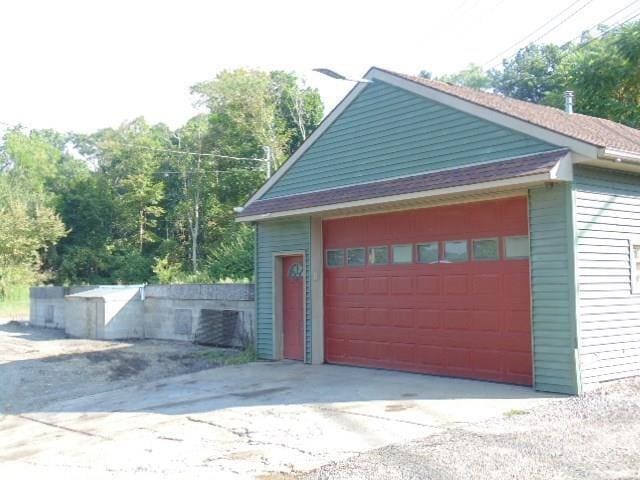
602, 147, 640, 162
237, 171, 560, 222
550, 151, 573, 181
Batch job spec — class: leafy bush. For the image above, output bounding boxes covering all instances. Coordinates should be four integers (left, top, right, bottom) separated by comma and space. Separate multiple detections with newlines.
205, 224, 254, 282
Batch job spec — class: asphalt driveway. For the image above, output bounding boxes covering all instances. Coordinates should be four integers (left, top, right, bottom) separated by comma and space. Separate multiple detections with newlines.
0, 322, 557, 479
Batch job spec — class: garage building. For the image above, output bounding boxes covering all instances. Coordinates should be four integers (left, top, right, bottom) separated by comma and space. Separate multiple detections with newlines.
237, 67, 640, 394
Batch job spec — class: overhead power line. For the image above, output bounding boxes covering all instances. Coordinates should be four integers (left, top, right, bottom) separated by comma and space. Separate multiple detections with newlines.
156, 169, 262, 176
568, 8, 640, 51
121, 143, 269, 163
565, 0, 640, 44
483, 0, 594, 68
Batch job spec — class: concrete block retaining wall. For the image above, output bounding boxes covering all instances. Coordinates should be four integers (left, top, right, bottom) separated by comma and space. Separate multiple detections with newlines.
143, 285, 255, 346
30, 286, 98, 329
29, 284, 256, 346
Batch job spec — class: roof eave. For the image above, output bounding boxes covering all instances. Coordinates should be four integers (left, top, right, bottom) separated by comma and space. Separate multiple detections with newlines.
236, 171, 563, 223
601, 147, 640, 162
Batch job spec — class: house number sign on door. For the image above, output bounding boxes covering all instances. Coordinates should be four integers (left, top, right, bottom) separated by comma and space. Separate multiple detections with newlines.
288, 262, 303, 278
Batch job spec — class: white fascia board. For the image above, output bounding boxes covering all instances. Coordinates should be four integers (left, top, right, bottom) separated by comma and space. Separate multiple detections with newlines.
242, 80, 370, 207
368, 69, 601, 160
602, 148, 640, 162
549, 152, 573, 181
236, 172, 555, 222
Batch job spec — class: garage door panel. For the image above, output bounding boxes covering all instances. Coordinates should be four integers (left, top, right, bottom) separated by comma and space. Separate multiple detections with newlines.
416, 309, 441, 329
345, 339, 371, 359
390, 276, 413, 295
326, 277, 346, 295
346, 277, 366, 294
498, 331, 532, 352
505, 309, 532, 333
391, 308, 415, 328
471, 295, 504, 309
444, 347, 472, 370
503, 271, 531, 305
416, 275, 441, 295
443, 275, 468, 295
390, 343, 416, 364
443, 309, 471, 330
471, 274, 501, 295
417, 345, 445, 366
506, 352, 533, 375
346, 307, 367, 325
366, 277, 389, 294
472, 310, 502, 332
324, 197, 532, 386
467, 331, 504, 349
472, 350, 504, 373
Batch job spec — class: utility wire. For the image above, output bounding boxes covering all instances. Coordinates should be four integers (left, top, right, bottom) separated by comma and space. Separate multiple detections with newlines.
525, 0, 595, 46
562, 0, 640, 46
121, 143, 268, 163
483, 0, 594, 68
156, 169, 262, 176
564, 5, 640, 51
0, 121, 269, 163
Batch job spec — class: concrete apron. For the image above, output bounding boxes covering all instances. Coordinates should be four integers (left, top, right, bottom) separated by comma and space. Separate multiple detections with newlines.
0, 362, 559, 479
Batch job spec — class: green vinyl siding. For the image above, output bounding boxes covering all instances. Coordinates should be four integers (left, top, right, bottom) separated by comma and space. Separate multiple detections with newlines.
573, 166, 640, 387
263, 80, 556, 199
529, 184, 580, 394
256, 218, 311, 361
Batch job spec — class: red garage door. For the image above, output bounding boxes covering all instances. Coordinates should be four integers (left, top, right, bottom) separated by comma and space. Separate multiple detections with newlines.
323, 197, 532, 385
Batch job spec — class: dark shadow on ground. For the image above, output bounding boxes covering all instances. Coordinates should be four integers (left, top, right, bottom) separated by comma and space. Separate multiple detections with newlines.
0, 321, 249, 415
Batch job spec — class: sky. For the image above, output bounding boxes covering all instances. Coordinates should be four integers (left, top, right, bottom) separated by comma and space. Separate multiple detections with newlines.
0, 0, 637, 133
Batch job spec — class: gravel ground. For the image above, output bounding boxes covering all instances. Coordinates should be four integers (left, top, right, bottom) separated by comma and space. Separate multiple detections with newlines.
300, 377, 640, 480
0, 319, 246, 414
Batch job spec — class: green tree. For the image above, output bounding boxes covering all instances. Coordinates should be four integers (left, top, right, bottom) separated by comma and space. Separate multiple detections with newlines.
549, 22, 640, 127
191, 69, 323, 168
490, 44, 565, 103
437, 64, 491, 89
270, 71, 325, 154
188, 69, 323, 281
92, 118, 169, 252
0, 129, 67, 295
169, 115, 210, 273
1, 128, 63, 194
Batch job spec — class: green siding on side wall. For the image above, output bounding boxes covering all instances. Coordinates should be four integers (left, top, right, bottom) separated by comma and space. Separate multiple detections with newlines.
263, 81, 556, 199
573, 166, 640, 387
529, 184, 579, 394
256, 218, 311, 362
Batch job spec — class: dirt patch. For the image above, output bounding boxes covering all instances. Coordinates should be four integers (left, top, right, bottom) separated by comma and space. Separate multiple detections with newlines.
0, 319, 251, 413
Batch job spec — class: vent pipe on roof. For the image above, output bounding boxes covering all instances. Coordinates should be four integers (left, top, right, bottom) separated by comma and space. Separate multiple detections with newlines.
564, 91, 574, 114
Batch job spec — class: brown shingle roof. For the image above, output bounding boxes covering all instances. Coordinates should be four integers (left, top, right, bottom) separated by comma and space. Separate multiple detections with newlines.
238, 149, 567, 218
379, 68, 640, 155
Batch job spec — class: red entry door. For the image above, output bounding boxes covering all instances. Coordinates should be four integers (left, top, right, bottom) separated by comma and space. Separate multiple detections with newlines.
282, 255, 304, 360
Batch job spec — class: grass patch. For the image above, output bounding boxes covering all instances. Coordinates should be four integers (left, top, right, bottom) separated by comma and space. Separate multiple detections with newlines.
0, 286, 30, 318
195, 345, 257, 366
504, 408, 530, 418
